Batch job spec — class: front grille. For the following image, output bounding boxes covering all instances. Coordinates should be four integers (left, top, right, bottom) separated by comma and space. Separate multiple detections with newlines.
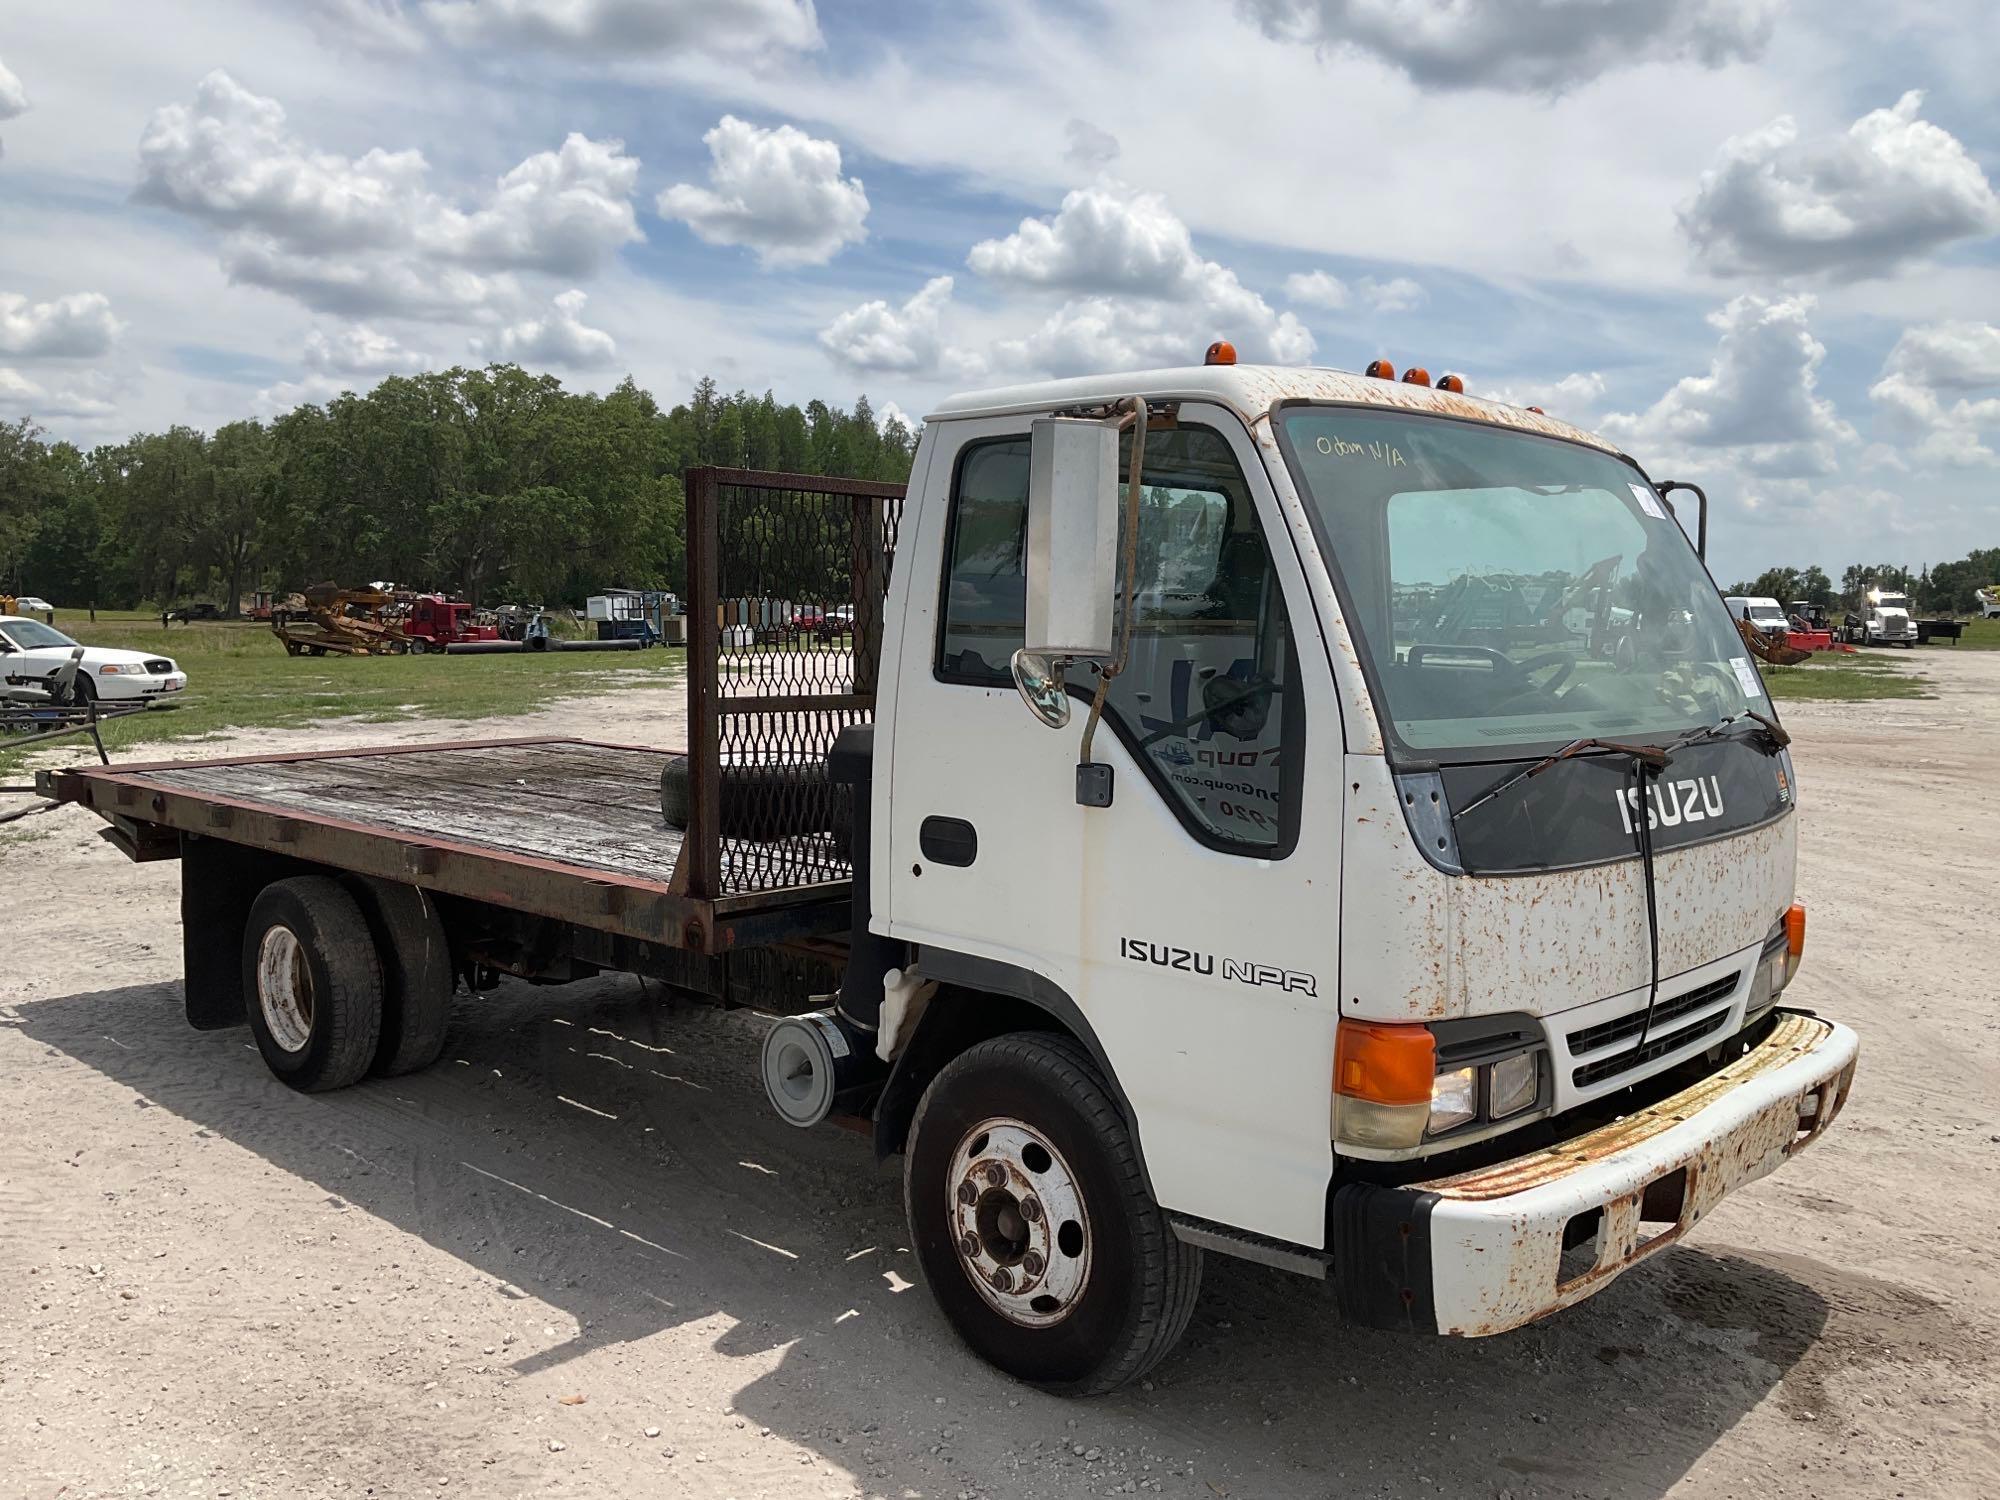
1566, 973, 1737, 1058
1573, 1009, 1731, 1088
144, 659, 174, 674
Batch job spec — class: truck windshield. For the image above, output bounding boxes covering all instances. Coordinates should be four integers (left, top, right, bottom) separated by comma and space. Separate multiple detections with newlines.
1277, 407, 1768, 764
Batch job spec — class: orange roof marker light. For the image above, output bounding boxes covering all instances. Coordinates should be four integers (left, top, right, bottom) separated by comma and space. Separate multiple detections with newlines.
1437, 373, 1465, 394
1401, 367, 1432, 387
1526, 405, 1546, 414
1204, 339, 1237, 366
1364, 358, 1396, 380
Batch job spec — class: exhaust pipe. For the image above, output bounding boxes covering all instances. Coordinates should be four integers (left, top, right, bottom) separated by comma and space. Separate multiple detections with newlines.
761, 1009, 884, 1128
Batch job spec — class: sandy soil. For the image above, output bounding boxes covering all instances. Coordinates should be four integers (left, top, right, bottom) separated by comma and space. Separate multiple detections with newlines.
3, 655, 1997, 1500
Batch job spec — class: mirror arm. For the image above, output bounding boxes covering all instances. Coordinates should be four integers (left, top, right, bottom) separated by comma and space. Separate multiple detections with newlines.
1077, 396, 1147, 774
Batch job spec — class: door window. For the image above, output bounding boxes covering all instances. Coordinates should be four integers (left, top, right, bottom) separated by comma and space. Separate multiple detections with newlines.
935, 425, 1301, 854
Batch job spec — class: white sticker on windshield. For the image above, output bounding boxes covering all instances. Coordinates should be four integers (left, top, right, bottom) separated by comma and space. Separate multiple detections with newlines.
1629, 482, 1668, 520
1732, 657, 1762, 696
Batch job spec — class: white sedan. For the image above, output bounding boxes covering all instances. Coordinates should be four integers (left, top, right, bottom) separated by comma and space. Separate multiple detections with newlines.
0, 615, 188, 703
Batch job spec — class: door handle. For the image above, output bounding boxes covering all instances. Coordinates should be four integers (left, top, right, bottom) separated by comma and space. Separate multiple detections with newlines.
919, 816, 978, 867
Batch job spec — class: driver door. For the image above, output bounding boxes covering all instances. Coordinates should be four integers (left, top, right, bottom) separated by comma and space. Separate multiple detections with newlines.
878, 405, 1346, 1247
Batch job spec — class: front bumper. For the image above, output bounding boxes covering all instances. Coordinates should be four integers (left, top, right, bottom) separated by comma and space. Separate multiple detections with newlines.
1331, 1010, 1858, 1336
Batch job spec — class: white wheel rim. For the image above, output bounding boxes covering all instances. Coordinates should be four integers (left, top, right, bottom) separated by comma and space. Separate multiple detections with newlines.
256, 924, 314, 1053
947, 1117, 1091, 1328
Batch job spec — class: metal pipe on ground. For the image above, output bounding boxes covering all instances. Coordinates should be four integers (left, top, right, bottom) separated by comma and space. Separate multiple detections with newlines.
442, 637, 646, 655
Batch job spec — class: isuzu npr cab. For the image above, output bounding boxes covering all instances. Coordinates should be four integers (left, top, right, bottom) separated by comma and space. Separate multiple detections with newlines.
42, 351, 1858, 1396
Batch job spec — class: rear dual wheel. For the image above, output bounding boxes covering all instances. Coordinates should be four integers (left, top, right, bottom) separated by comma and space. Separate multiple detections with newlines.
904, 1033, 1202, 1395
242, 875, 452, 1091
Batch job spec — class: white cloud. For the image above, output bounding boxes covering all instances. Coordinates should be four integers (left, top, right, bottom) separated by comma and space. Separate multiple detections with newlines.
993, 296, 1310, 378
431, 133, 643, 275
1063, 118, 1119, 172
1284, 270, 1348, 309
0, 53, 27, 158
877, 399, 917, 435
0, 292, 121, 359
302, 0, 426, 55
1359, 275, 1424, 313
303, 324, 433, 375
1681, 92, 2000, 280
657, 116, 867, 269
965, 183, 1313, 370
478, 289, 619, 368
0, 365, 118, 421
1487, 370, 1608, 416
1869, 321, 2000, 468
1600, 293, 1854, 476
969, 184, 1205, 295
819, 275, 965, 376
424, 0, 820, 57
136, 71, 639, 319
1238, 0, 1778, 92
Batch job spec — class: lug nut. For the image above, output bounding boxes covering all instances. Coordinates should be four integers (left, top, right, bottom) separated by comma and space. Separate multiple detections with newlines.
989, 1267, 1013, 1292
984, 1163, 1007, 1188
960, 1233, 981, 1260
1022, 1251, 1045, 1276
957, 1179, 979, 1205
1019, 1197, 1042, 1222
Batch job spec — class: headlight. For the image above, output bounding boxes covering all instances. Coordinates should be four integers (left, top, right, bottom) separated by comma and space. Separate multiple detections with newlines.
1428, 1066, 1477, 1133
1490, 1051, 1539, 1118
1334, 1018, 1548, 1153
96, 663, 131, 675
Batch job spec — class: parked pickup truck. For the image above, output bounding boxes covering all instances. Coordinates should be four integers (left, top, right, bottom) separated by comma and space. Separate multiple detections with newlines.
38, 354, 1857, 1394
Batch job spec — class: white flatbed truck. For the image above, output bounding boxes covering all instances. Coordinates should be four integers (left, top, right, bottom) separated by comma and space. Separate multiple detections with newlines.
40, 354, 1858, 1394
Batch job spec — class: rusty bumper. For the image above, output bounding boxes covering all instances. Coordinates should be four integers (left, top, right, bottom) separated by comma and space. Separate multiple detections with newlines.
1331, 1010, 1858, 1336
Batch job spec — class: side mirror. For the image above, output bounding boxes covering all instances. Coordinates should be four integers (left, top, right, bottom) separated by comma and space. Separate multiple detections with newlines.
1011, 415, 1120, 729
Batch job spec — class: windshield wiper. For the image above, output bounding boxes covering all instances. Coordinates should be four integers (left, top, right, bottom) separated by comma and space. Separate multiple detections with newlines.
1449, 736, 1670, 827
1664, 708, 1791, 756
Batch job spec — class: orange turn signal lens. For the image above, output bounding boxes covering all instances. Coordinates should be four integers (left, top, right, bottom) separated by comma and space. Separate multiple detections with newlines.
1364, 358, 1396, 381
1334, 1020, 1436, 1107
1785, 903, 1806, 958
1204, 339, 1237, 366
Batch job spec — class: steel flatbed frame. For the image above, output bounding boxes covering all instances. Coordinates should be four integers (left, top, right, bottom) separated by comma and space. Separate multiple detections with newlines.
38, 736, 850, 955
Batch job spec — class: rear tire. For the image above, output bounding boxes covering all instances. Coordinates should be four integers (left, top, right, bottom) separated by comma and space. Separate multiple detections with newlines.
904, 1032, 1202, 1395
351, 878, 453, 1076
241, 876, 383, 1092
409, 638, 429, 656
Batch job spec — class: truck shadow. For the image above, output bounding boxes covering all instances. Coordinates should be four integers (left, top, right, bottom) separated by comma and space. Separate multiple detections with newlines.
19, 977, 1854, 1499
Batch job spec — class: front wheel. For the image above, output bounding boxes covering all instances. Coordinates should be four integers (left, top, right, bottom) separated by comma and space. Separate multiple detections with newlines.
904, 1032, 1201, 1395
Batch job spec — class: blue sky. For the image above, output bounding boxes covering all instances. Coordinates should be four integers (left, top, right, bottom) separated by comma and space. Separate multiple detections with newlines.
2, 0, 1997, 585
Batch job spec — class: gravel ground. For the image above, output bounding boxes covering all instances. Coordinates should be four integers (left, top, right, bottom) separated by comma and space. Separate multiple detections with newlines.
2, 652, 1997, 1499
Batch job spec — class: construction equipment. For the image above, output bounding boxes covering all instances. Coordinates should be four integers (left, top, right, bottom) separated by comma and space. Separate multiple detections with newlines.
270, 585, 495, 656
1736, 615, 1812, 666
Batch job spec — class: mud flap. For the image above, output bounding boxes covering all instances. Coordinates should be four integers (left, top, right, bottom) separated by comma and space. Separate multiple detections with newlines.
179, 837, 306, 1029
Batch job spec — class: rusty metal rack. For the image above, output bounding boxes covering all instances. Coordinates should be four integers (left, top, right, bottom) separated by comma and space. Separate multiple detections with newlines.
679, 466, 906, 903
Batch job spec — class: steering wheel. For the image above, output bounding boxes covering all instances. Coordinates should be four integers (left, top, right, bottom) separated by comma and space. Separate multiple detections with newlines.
1137, 673, 1287, 748
1486, 650, 1577, 714
1406, 642, 1575, 698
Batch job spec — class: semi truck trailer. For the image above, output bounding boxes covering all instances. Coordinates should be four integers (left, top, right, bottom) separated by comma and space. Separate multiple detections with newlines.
37, 353, 1858, 1395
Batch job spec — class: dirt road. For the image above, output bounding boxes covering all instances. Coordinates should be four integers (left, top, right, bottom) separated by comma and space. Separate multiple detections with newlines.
3, 657, 1997, 1499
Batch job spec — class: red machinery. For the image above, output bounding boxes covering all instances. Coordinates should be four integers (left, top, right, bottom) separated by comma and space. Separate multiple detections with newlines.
401, 595, 499, 654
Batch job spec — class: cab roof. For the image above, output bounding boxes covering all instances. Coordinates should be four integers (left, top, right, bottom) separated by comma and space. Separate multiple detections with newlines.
926, 363, 1622, 454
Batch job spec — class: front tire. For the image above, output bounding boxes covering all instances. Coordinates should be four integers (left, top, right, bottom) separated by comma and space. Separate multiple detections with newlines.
904, 1032, 1202, 1395
242, 876, 383, 1091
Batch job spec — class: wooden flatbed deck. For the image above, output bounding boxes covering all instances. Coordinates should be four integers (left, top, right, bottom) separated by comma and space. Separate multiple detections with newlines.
43, 738, 848, 954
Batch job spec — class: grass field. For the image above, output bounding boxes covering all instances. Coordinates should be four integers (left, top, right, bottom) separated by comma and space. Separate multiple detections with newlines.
1760, 647, 1930, 702
2, 609, 682, 769
1952, 617, 2000, 649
